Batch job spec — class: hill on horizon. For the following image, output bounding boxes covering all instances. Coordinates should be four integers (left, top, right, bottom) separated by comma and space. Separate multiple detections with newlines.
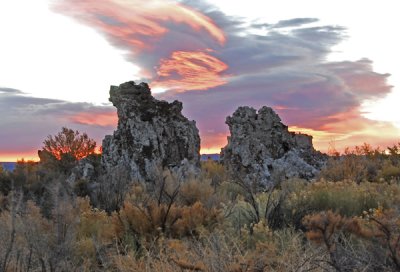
200, 154, 220, 161
0, 162, 16, 172
0, 155, 220, 171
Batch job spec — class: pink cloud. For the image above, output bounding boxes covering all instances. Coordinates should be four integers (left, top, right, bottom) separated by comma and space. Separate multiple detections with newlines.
152, 50, 229, 91
19, 2, 397, 157
53, 0, 225, 53
322, 59, 392, 99
69, 110, 117, 127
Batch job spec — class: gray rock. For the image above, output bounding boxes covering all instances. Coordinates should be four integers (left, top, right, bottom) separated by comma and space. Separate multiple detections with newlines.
221, 106, 327, 188
66, 158, 96, 184
101, 81, 200, 183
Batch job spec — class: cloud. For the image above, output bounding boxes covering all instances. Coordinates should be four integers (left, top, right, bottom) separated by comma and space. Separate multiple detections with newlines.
273, 18, 319, 28
6, 0, 397, 157
69, 110, 117, 127
0, 89, 116, 160
53, 0, 229, 94
0, 88, 23, 94
153, 50, 229, 91
53, 0, 226, 52
153, 4, 396, 152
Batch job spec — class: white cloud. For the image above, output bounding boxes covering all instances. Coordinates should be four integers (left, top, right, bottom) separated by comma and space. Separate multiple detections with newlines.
0, 0, 139, 104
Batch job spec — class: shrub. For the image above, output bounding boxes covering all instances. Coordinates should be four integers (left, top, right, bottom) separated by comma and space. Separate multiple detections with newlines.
74, 197, 114, 269
320, 154, 369, 183
112, 173, 224, 253
179, 178, 214, 206
201, 160, 227, 189
280, 180, 400, 230
380, 162, 400, 182
320, 143, 400, 183
361, 208, 400, 270
42, 127, 96, 160
303, 208, 400, 271
0, 171, 12, 196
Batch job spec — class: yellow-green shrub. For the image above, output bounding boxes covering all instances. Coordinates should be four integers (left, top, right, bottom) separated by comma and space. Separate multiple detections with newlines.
281, 180, 400, 229
201, 160, 227, 188
380, 162, 400, 182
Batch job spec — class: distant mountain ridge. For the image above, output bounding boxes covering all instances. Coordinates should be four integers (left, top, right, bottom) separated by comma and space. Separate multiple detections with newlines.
0, 162, 16, 172
0, 155, 219, 172
200, 154, 220, 161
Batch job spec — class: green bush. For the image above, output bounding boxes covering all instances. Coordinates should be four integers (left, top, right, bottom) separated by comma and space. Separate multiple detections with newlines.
380, 162, 400, 182
273, 180, 400, 230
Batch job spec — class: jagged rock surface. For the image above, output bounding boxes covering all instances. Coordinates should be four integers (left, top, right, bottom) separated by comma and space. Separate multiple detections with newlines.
101, 81, 200, 182
66, 158, 96, 184
221, 106, 327, 188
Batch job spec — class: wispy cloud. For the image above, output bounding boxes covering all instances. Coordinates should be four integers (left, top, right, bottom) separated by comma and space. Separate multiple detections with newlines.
53, 0, 226, 51
158, 2, 397, 151
153, 50, 229, 91
53, 0, 229, 92
273, 18, 319, 28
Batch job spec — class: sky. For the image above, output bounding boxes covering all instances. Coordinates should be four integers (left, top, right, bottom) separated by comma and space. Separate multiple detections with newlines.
0, 0, 399, 161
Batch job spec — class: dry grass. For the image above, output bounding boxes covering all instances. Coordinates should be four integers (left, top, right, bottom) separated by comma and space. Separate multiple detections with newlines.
1, 149, 400, 271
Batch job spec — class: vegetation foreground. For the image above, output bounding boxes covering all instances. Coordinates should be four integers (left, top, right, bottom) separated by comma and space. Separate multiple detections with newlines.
1, 131, 400, 271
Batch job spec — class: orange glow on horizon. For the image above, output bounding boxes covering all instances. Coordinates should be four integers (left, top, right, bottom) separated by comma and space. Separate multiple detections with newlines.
288, 126, 347, 150
199, 120, 400, 156
4, 129, 399, 161
289, 122, 400, 154
0, 151, 39, 162
200, 147, 223, 154
4, 113, 399, 161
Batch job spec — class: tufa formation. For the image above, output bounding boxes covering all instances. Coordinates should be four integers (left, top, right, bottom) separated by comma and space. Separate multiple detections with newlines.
221, 106, 327, 188
101, 81, 201, 182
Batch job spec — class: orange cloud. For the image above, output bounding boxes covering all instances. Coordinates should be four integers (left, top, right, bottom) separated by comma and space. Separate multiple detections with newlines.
70, 110, 117, 127
315, 109, 362, 132
153, 50, 229, 91
53, 0, 225, 52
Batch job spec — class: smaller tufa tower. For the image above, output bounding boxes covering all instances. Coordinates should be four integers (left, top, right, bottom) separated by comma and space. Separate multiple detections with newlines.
221, 106, 327, 188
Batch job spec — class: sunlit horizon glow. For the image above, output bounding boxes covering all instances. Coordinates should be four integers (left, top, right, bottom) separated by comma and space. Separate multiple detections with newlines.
0, 152, 40, 163
1, 0, 399, 162
3, 122, 398, 162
